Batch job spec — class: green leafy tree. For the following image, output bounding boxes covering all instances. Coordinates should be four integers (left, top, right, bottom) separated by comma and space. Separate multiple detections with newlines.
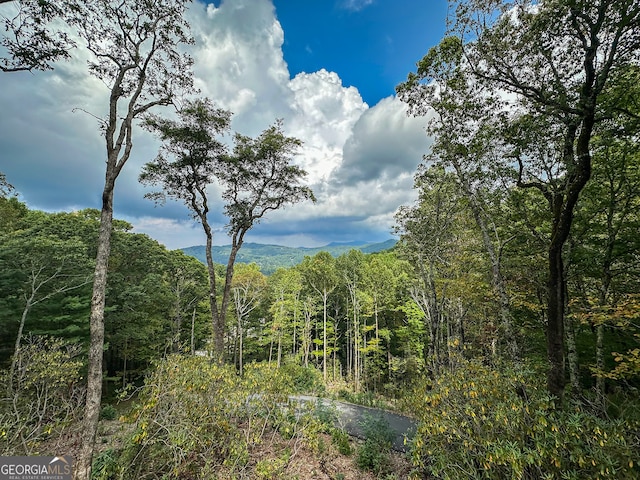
361, 252, 407, 390
231, 263, 267, 374
143, 114, 314, 360
336, 250, 366, 390
265, 267, 303, 369
164, 249, 210, 355
62, 1, 195, 476
299, 252, 338, 381
140, 97, 231, 360
395, 167, 466, 376
398, 35, 519, 360
0, 232, 91, 392
215, 120, 315, 358
399, 0, 640, 398
104, 232, 174, 384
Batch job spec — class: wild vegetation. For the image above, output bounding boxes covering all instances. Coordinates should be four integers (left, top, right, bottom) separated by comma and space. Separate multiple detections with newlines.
1, 0, 640, 479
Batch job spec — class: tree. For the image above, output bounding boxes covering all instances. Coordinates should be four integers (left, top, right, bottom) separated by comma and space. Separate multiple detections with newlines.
569, 119, 640, 407
300, 252, 338, 380
336, 250, 365, 389
231, 263, 267, 374
64, 1, 194, 477
399, 0, 640, 398
0, 226, 92, 392
163, 249, 209, 355
0, 171, 16, 196
214, 121, 315, 357
140, 97, 231, 360
398, 36, 519, 360
0, 0, 74, 72
395, 167, 466, 376
361, 252, 405, 390
265, 267, 302, 368
143, 115, 314, 359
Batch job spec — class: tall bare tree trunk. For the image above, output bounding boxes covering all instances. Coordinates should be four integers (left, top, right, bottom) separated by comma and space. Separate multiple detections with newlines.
9, 298, 33, 394
77, 185, 114, 480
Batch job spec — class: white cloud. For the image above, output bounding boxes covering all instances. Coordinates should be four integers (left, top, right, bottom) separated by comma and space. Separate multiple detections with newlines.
334, 96, 431, 185
0, 0, 431, 250
340, 0, 375, 12
287, 69, 368, 182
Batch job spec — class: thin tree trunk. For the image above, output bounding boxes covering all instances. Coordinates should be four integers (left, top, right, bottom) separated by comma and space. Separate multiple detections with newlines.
77, 186, 114, 480
191, 307, 196, 355
323, 292, 327, 381
277, 331, 282, 368
9, 298, 33, 393
239, 315, 244, 375
450, 158, 518, 359
203, 221, 222, 359
595, 324, 605, 411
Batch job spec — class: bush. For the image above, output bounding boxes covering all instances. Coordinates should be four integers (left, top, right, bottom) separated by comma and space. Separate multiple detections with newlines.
409, 359, 640, 479
0, 335, 84, 455
331, 428, 353, 456
279, 361, 325, 394
356, 414, 395, 475
99, 404, 117, 421
115, 356, 328, 479
91, 449, 120, 480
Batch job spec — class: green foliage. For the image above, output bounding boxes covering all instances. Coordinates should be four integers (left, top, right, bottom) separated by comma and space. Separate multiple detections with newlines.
91, 449, 120, 480
99, 404, 117, 421
409, 359, 639, 479
0, 335, 84, 455
113, 356, 331, 479
331, 428, 353, 456
279, 361, 325, 394
356, 414, 395, 475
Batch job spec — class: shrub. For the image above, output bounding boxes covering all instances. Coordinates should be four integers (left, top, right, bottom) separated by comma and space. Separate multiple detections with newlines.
279, 360, 325, 394
331, 428, 353, 456
116, 355, 327, 479
91, 449, 120, 480
0, 335, 84, 455
356, 414, 395, 475
409, 359, 640, 479
99, 404, 117, 421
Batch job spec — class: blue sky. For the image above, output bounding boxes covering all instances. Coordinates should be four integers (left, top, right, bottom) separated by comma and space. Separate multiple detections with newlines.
274, 0, 448, 106
0, 0, 447, 249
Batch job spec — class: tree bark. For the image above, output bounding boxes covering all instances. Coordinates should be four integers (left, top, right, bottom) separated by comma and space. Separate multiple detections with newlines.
202, 219, 221, 359
76, 184, 114, 480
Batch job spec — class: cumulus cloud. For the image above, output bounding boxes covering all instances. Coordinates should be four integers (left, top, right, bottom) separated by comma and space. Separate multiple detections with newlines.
333, 96, 431, 185
287, 69, 368, 182
188, 0, 293, 135
0, 0, 431, 249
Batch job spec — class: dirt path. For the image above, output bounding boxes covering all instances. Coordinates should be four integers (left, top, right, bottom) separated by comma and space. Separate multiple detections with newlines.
289, 395, 418, 452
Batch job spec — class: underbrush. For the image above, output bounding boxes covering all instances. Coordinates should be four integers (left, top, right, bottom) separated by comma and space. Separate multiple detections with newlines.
406, 359, 640, 479
0, 335, 84, 456
93, 356, 348, 479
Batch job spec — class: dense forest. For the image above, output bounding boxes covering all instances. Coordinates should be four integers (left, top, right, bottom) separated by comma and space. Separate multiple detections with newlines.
2, 0, 640, 479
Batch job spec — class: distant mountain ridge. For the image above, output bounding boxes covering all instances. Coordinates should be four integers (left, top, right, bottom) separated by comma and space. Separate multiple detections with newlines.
180, 239, 397, 275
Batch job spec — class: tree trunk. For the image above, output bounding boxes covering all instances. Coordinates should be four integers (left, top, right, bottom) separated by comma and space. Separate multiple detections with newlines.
190, 307, 196, 355
203, 221, 222, 359
76, 186, 114, 480
450, 158, 518, 359
546, 235, 567, 399
238, 315, 244, 376
322, 292, 328, 381
9, 297, 33, 393
595, 324, 605, 411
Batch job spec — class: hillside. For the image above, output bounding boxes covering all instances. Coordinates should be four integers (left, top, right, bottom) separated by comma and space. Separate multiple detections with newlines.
180, 239, 397, 274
